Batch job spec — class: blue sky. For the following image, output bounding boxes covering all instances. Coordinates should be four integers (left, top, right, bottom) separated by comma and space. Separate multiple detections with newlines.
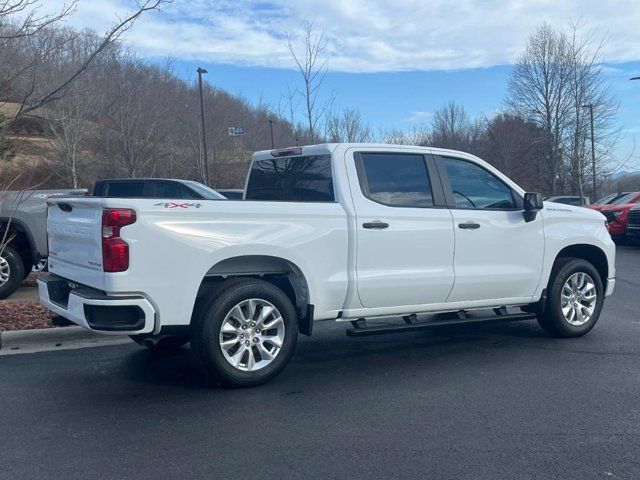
173, 59, 640, 169
45, 0, 640, 168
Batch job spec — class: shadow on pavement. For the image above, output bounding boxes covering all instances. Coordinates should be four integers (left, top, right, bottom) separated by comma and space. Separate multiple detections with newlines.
119, 318, 551, 390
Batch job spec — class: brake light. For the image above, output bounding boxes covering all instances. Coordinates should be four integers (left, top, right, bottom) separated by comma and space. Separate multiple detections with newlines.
271, 147, 302, 157
102, 208, 136, 272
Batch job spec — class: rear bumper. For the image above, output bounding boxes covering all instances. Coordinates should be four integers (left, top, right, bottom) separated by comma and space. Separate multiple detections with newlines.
37, 274, 155, 335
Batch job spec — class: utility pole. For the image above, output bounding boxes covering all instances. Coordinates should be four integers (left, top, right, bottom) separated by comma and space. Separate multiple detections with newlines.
197, 67, 210, 186
581, 104, 596, 202
268, 119, 275, 148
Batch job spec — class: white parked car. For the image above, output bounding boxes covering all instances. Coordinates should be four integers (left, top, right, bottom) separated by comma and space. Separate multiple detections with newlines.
39, 144, 615, 386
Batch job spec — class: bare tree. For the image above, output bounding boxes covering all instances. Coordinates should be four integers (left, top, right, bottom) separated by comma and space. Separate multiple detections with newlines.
565, 21, 621, 199
326, 108, 372, 143
507, 23, 573, 194
378, 125, 430, 146
44, 79, 95, 188
508, 22, 622, 198
91, 57, 175, 178
0, 0, 171, 118
428, 100, 476, 151
287, 21, 332, 143
0, 0, 77, 40
476, 113, 551, 191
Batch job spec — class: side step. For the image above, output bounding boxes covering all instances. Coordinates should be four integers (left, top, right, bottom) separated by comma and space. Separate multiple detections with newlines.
346, 312, 536, 337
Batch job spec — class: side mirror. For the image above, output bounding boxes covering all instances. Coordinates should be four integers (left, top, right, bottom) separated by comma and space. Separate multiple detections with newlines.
523, 192, 543, 222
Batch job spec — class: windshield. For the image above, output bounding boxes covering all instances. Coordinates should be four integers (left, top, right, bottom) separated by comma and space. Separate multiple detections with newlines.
611, 192, 638, 205
596, 193, 624, 204
181, 180, 226, 200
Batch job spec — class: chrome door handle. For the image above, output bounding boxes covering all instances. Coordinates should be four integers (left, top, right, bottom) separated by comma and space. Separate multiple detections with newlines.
458, 222, 480, 229
363, 221, 389, 229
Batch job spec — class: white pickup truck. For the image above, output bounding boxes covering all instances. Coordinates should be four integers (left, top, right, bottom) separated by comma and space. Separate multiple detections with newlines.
39, 143, 615, 386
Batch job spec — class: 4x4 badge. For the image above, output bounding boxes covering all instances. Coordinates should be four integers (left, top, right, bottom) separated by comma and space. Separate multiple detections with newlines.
154, 202, 202, 209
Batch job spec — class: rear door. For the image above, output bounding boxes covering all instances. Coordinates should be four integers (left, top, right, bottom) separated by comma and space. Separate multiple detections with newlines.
346, 149, 455, 309
436, 155, 544, 303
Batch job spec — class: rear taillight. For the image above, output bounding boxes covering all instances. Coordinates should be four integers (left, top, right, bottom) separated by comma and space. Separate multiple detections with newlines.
102, 208, 136, 272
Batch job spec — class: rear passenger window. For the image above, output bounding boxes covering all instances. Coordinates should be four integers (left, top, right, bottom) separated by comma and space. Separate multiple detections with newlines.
356, 153, 434, 207
245, 155, 334, 202
107, 182, 145, 197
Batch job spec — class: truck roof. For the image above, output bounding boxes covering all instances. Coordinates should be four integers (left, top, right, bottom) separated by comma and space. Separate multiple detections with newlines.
94, 178, 196, 183
252, 143, 478, 162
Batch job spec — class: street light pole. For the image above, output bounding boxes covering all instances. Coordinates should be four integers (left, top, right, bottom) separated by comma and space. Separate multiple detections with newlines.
197, 67, 210, 186
268, 119, 275, 148
581, 104, 596, 202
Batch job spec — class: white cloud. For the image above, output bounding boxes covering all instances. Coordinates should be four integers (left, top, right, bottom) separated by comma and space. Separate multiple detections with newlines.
42, 0, 640, 73
404, 111, 431, 123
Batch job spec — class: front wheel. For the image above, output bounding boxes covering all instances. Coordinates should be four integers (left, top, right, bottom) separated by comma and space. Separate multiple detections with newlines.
191, 278, 298, 387
537, 258, 604, 338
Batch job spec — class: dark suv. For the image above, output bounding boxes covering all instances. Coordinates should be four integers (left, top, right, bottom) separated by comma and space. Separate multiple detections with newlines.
92, 178, 225, 200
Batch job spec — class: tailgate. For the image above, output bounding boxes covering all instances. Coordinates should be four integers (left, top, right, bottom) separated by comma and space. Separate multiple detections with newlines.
46, 198, 105, 290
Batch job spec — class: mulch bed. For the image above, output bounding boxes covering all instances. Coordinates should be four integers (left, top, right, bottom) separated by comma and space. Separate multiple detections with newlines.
22, 271, 44, 287
0, 271, 54, 332
0, 301, 54, 331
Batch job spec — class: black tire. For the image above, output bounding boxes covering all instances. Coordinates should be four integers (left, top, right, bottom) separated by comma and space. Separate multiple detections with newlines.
129, 334, 190, 352
536, 257, 604, 338
0, 245, 25, 300
191, 278, 298, 387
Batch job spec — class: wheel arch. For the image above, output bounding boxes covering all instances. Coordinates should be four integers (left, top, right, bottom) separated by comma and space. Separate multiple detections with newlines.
0, 217, 38, 269
196, 254, 313, 336
554, 244, 609, 289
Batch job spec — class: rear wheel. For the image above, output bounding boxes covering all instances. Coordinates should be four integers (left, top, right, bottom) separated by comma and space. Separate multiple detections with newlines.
536, 258, 604, 337
191, 278, 298, 387
0, 245, 25, 300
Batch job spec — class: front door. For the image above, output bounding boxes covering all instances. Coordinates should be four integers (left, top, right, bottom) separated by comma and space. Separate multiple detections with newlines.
436, 156, 545, 303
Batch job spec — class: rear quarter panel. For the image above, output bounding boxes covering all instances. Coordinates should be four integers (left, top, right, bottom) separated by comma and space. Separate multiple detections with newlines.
104, 199, 349, 329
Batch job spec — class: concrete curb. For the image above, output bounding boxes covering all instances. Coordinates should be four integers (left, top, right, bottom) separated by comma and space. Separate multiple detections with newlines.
0, 327, 131, 355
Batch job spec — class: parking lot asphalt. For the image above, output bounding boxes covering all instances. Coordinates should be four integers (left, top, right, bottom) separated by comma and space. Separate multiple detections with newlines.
1, 246, 639, 480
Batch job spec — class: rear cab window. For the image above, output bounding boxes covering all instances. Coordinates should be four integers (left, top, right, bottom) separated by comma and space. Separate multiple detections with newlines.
245, 155, 334, 202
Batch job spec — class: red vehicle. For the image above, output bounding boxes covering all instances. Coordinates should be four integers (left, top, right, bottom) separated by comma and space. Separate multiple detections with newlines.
588, 192, 640, 239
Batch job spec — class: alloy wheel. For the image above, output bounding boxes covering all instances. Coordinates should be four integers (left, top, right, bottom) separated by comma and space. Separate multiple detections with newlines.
218, 298, 285, 372
0, 255, 10, 286
560, 272, 597, 326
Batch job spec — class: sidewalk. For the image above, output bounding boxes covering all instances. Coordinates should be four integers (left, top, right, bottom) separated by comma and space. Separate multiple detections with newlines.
0, 326, 131, 355
1, 286, 130, 354
2, 285, 39, 303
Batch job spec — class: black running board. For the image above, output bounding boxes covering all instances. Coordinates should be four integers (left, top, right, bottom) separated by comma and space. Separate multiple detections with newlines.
345, 313, 536, 337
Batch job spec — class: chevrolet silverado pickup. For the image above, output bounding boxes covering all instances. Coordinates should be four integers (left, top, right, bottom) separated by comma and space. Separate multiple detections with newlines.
38, 144, 616, 386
